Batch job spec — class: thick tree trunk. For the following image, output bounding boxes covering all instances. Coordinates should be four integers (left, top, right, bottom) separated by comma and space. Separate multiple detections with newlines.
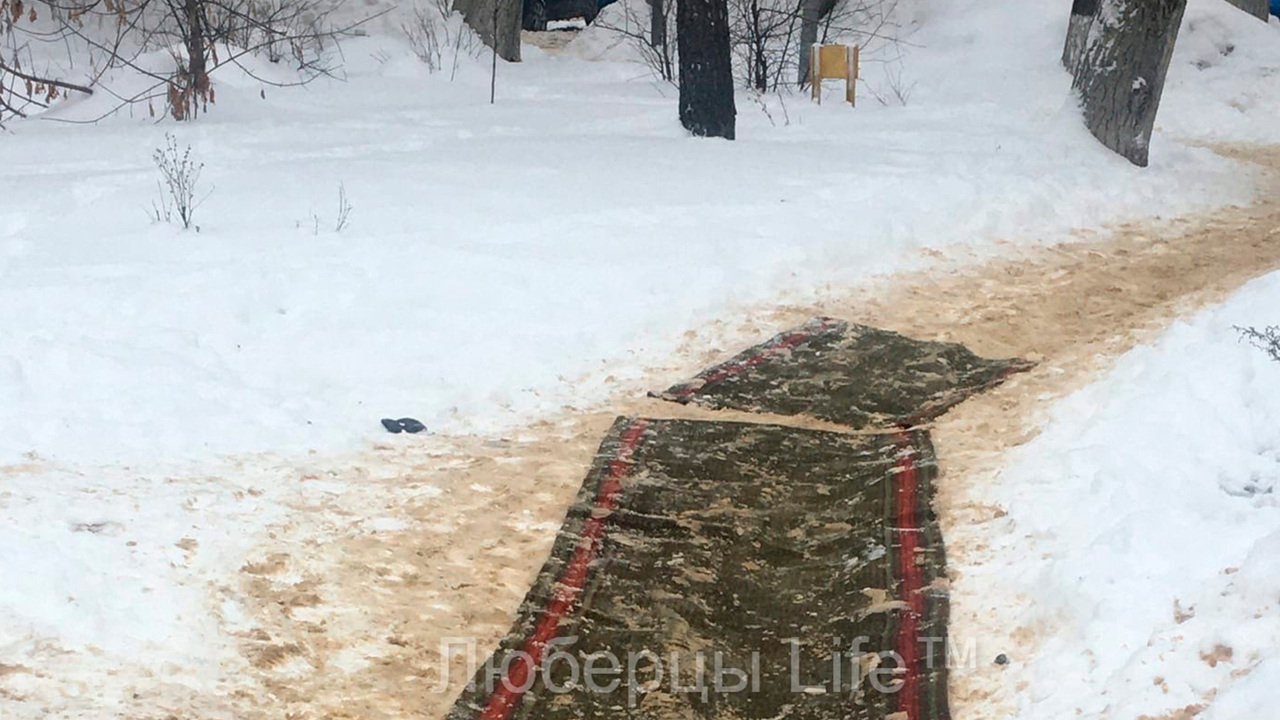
1221, 0, 1269, 20
454, 0, 522, 62
677, 0, 735, 139
1061, 0, 1097, 73
1071, 0, 1186, 167
650, 0, 667, 48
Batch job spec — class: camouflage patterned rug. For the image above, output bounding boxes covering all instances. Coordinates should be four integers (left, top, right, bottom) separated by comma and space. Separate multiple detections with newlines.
446, 418, 949, 720
655, 318, 1032, 428
443, 321, 1024, 720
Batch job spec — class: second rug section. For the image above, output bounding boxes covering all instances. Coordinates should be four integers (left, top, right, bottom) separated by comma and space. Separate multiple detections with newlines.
447, 418, 949, 720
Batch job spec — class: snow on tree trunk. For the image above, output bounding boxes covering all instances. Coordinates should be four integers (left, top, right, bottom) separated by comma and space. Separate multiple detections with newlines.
1221, 0, 1269, 20
454, 0, 522, 62
1061, 0, 1098, 73
1070, 0, 1187, 167
677, 0, 736, 139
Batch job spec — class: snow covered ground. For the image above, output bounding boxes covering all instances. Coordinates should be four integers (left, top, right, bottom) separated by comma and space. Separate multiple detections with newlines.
3, 0, 1278, 470
2, 0, 1280, 714
974, 270, 1280, 719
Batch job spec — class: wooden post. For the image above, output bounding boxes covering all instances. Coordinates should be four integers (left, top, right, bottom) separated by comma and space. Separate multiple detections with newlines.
848, 45, 859, 106
811, 43, 821, 105
490, 0, 498, 104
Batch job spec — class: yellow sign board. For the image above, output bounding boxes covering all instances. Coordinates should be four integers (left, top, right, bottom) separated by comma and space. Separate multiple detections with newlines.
810, 44, 860, 106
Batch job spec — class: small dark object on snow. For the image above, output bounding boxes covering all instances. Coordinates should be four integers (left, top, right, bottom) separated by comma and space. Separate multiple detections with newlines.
995, 653, 1009, 665
397, 417, 427, 434
380, 417, 427, 434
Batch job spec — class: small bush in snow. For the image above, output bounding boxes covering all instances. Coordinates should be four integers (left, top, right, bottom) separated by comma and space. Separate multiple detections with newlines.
747, 89, 792, 126
1236, 325, 1280, 364
403, 0, 484, 78
334, 182, 353, 233
865, 59, 915, 106
149, 134, 209, 230
300, 182, 354, 235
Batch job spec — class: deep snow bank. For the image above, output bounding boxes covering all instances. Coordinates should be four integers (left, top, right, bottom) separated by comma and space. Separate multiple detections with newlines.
985, 270, 1280, 719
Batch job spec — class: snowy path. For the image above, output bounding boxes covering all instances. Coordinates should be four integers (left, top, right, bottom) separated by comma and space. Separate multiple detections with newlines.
5, 0, 1280, 713
106, 143, 1278, 720
5, 142, 1280, 719
5, 139, 1280, 719
823, 146, 1280, 720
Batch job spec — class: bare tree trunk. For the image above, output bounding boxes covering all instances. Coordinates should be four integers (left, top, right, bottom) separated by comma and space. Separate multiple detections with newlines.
164, 0, 212, 119
797, 0, 839, 86
1061, 0, 1097, 73
186, 0, 207, 118
1071, 0, 1186, 167
797, 0, 822, 85
749, 0, 767, 91
678, 0, 735, 139
650, 0, 667, 47
454, 0, 522, 61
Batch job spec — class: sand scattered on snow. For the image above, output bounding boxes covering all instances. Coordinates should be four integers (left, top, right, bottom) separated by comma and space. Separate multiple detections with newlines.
207, 145, 1280, 720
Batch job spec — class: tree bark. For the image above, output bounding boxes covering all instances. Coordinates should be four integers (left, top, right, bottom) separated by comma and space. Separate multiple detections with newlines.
185, 0, 205, 86
1061, 0, 1098, 73
1221, 0, 1269, 20
797, 0, 840, 86
454, 0, 522, 62
650, 0, 667, 48
797, 0, 823, 85
748, 0, 768, 91
171, 0, 209, 119
1070, 0, 1186, 167
677, 0, 735, 139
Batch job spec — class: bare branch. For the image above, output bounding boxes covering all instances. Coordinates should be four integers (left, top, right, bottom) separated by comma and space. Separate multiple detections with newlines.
0, 57, 95, 95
